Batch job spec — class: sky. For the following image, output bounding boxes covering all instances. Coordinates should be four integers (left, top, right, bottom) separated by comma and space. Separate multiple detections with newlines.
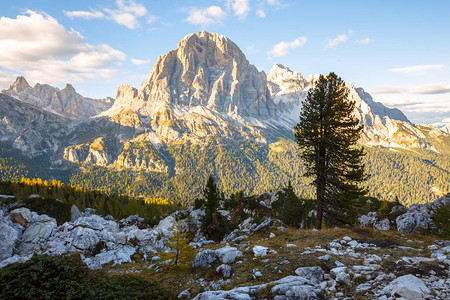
0, 0, 449, 124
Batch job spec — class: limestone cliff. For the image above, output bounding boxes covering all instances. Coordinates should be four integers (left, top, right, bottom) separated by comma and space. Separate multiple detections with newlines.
1, 76, 113, 119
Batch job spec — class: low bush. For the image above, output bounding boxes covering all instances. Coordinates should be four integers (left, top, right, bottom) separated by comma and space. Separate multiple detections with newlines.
0, 254, 172, 300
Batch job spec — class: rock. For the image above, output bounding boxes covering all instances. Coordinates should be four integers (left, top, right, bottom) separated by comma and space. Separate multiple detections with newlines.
335, 272, 351, 285
216, 246, 242, 264
83, 245, 136, 269
253, 269, 263, 278
73, 214, 119, 232
17, 215, 57, 255
10, 208, 33, 226
271, 276, 319, 299
269, 232, 275, 238
383, 274, 430, 299
70, 204, 82, 222
0, 254, 32, 269
178, 288, 191, 299
119, 214, 144, 227
216, 264, 232, 278
252, 245, 268, 257
318, 254, 331, 261
396, 212, 429, 233
294, 266, 324, 283
192, 249, 218, 268
358, 211, 378, 227
0, 222, 20, 259
374, 218, 390, 231
154, 216, 176, 235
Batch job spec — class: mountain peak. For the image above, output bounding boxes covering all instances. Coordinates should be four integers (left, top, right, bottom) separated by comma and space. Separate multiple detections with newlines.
64, 83, 75, 92
10, 76, 30, 93
130, 31, 274, 120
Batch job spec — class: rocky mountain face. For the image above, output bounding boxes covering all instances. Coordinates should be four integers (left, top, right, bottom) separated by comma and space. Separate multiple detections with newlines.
0, 93, 69, 155
1, 76, 113, 119
99, 31, 444, 151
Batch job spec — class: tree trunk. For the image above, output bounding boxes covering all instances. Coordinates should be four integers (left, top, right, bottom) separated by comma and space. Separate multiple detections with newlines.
316, 176, 325, 230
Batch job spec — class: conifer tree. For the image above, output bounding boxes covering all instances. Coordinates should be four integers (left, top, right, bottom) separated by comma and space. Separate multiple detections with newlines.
295, 72, 368, 229
200, 174, 229, 240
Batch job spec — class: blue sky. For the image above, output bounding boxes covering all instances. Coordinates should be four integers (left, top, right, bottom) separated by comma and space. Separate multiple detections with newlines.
0, 0, 449, 124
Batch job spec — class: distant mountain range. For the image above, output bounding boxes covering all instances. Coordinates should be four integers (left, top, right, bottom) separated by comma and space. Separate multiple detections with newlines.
0, 31, 449, 204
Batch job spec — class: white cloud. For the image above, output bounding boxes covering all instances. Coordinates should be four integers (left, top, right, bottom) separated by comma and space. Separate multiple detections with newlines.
0, 70, 19, 88
226, 0, 251, 19
104, 0, 148, 29
0, 10, 126, 86
371, 82, 450, 95
131, 58, 151, 65
389, 64, 444, 73
357, 37, 373, 45
63, 10, 105, 19
268, 36, 307, 57
186, 6, 227, 26
64, 0, 153, 29
256, 9, 266, 18
266, 0, 281, 6
325, 33, 348, 49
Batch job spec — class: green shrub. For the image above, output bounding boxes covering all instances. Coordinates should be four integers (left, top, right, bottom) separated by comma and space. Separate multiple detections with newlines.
0, 254, 172, 300
13, 197, 72, 225
429, 202, 450, 239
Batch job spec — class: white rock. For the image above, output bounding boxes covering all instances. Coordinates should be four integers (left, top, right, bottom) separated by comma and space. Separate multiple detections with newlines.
374, 218, 390, 231
335, 272, 351, 285
192, 249, 218, 268
383, 274, 430, 299
216, 246, 242, 264
0, 254, 32, 268
70, 205, 82, 222
0, 222, 20, 259
294, 266, 324, 283
253, 245, 269, 257
396, 212, 429, 233
269, 233, 275, 238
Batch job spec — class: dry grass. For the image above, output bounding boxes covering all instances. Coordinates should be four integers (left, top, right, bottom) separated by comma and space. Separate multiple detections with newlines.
107, 227, 442, 298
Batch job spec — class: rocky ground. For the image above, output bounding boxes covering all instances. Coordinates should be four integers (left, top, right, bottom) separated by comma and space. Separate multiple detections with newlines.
0, 194, 449, 299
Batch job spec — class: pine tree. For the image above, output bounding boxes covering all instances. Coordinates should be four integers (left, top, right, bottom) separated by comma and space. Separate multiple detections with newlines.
200, 174, 228, 241
294, 72, 368, 229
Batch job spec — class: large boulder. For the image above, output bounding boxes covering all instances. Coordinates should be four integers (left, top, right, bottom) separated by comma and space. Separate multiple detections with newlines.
192, 249, 218, 268
70, 204, 82, 222
215, 246, 242, 264
294, 266, 324, 284
154, 215, 176, 236
396, 212, 429, 233
10, 207, 33, 226
83, 245, 136, 269
382, 274, 430, 299
0, 222, 20, 259
73, 214, 119, 232
373, 218, 390, 231
17, 215, 57, 255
